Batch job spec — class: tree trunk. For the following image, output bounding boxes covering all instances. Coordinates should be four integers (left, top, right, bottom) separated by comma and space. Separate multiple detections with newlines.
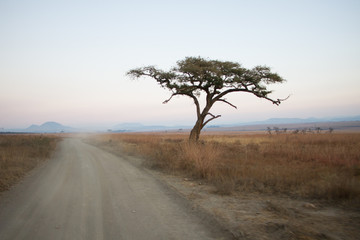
189, 100, 214, 142
189, 119, 202, 142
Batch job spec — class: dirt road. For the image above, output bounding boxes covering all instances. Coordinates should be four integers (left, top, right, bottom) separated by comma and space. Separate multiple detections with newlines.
0, 138, 232, 240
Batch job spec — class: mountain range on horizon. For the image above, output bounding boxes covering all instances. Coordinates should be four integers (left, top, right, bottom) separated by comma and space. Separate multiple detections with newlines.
1, 115, 360, 133
219, 115, 360, 127
1, 121, 75, 133
25, 121, 75, 133
111, 115, 360, 132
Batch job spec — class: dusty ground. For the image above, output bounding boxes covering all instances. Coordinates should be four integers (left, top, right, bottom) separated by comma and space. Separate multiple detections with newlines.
148, 171, 360, 240
1, 137, 359, 240
0, 138, 233, 240
118, 153, 360, 240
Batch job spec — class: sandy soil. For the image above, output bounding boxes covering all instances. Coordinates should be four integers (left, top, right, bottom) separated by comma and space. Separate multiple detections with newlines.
0, 138, 233, 240
147, 171, 360, 240
117, 151, 360, 240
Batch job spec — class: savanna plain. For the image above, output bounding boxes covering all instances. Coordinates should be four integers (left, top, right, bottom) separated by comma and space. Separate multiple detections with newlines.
1, 132, 360, 239
0, 134, 58, 192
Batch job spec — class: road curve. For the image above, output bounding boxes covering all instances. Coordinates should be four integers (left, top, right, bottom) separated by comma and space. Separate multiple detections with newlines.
0, 138, 232, 240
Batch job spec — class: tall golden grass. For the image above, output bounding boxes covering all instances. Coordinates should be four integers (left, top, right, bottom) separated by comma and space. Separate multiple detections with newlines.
0, 134, 59, 192
89, 132, 360, 202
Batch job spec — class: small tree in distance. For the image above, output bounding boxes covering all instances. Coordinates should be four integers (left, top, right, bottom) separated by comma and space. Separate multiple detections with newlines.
127, 57, 287, 142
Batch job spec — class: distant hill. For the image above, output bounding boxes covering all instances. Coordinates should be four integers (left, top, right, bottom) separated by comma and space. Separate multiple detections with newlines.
112, 122, 189, 132
112, 123, 148, 131
111, 115, 360, 132
221, 115, 360, 127
24, 122, 75, 133
204, 121, 360, 132
1, 115, 359, 133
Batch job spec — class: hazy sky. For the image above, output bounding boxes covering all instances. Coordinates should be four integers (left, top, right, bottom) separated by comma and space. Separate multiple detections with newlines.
1, 0, 359, 129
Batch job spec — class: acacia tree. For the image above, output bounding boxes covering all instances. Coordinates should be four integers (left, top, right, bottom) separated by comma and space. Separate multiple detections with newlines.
127, 57, 287, 141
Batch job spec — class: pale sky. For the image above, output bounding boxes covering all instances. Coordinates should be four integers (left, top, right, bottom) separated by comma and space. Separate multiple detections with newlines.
1, 0, 359, 129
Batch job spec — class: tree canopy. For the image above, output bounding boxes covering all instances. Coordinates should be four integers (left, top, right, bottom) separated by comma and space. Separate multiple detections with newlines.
127, 57, 287, 141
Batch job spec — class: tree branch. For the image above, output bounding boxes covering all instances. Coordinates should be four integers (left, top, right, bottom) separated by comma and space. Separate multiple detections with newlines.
163, 93, 178, 104
191, 94, 201, 119
255, 93, 290, 106
214, 88, 248, 101
207, 112, 218, 118
279, 94, 291, 102
217, 98, 237, 109
202, 113, 221, 128
166, 92, 201, 119
214, 88, 289, 106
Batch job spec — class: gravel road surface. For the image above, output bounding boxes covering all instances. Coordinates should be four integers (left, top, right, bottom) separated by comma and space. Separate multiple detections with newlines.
0, 138, 232, 240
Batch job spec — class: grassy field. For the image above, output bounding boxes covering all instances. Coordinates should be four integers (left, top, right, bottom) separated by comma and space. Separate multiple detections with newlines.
88, 132, 360, 203
0, 134, 59, 192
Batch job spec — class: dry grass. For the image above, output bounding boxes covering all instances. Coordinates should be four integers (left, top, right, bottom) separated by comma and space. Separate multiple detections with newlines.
87, 132, 360, 202
0, 134, 59, 192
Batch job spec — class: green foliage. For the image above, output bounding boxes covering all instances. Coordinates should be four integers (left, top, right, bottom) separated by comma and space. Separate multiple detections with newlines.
128, 57, 285, 100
